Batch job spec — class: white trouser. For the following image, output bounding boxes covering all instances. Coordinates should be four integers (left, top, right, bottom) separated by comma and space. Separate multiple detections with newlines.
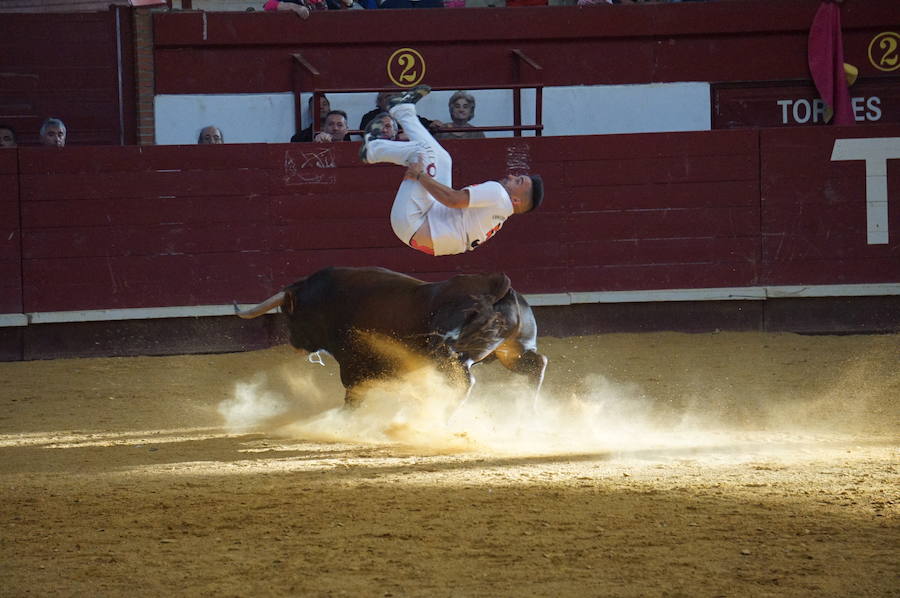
364, 103, 453, 247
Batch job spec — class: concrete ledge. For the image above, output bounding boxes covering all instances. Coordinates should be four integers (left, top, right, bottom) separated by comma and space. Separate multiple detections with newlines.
9, 294, 899, 362
0, 314, 28, 327
8, 283, 900, 326
28, 304, 266, 325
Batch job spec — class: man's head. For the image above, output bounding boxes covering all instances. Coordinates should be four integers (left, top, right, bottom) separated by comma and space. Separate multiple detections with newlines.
501, 173, 544, 215
0, 125, 16, 148
376, 92, 399, 112
40, 118, 66, 147
370, 112, 398, 141
198, 126, 224, 144
322, 110, 349, 140
308, 94, 331, 123
448, 90, 476, 124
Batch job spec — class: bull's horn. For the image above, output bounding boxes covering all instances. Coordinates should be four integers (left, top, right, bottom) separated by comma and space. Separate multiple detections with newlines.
234, 291, 286, 319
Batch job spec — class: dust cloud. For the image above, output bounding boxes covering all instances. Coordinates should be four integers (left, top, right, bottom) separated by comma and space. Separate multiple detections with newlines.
217, 341, 896, 463
219, 365, 661, 455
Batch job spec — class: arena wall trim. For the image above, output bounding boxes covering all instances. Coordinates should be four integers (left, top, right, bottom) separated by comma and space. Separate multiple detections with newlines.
0, 315, 28, 328
4, 282, 899, 326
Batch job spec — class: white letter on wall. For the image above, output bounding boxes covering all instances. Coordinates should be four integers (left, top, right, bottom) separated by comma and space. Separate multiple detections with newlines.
831, 137, 900, 245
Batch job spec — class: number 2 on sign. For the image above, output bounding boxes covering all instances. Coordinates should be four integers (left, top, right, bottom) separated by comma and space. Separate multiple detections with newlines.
388, 48, 426, 87
868, 32, 900, 72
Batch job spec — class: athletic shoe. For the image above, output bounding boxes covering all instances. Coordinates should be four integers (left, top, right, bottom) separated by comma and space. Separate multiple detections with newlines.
389, 85, 431, 107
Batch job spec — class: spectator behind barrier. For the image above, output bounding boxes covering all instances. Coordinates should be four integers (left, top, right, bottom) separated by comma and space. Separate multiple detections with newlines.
590, 0, 707, 4
359, 91, 440, 140
264, 0, 311, 18
292, 94, 332, 142
266, 0, 372, 11
198, 126, 224, 144
263, 0, 340, 18
40, 118, 66, 147
326, 0, 367, 9
0, 124, 16, 148
314, 110, 353, 143
378, 0, 442, 7
434, 90, 486, 140
363, 112, 399, 143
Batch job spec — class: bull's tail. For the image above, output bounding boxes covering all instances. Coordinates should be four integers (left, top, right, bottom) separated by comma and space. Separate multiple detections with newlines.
234, 291, 286, 319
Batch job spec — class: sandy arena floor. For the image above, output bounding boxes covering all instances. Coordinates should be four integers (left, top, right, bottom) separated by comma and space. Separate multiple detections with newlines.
0, 331, 897, 597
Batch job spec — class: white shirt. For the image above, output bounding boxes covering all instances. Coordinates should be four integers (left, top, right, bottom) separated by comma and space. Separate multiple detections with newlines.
428, 181, 514, 255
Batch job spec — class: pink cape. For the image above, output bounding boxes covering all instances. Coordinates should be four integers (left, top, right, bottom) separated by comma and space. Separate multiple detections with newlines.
808, 1, 854, 126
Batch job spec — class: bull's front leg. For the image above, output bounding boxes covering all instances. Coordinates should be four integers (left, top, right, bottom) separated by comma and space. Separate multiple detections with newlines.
343, 386, 366, 410
423, 334, 470, 394
443, 358, 476, 425
515, 351, 548, 408
457, 356, 476, 404
495, 345, 548, 410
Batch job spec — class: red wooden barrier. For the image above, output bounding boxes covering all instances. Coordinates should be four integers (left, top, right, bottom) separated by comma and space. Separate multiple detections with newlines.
535, 130, 761, 292
5, 126, 899, 319
0, 151, 21, 314
761, 126, 900, 285
153, 0, 899, 95
0, 8, 136, 147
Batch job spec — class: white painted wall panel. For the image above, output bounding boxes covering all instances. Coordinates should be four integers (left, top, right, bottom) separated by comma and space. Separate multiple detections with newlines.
154, 82, 712, 145
154, 93, 296, 145
520, 83, 712, 136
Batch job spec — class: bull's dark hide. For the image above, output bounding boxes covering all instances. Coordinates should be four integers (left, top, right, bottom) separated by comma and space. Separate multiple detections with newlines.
237, 266, 547, 406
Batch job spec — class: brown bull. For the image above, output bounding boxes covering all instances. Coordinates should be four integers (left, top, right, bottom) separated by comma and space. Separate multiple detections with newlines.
235, 266, 547, 406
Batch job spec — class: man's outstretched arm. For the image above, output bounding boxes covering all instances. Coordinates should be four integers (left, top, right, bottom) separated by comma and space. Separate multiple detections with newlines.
405, 156, 470, 209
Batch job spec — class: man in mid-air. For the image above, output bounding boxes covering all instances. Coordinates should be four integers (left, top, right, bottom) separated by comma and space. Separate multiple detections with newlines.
359, 85, 544, 256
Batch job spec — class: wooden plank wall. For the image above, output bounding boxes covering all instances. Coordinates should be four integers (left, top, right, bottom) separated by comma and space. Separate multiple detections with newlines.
0, 150, 21, 314
761, 127, 900, 285
542, 130, 761, 292
19, 144, 277, 312
152, 0, 900, 95
5, 125, 900, 317
0, 8, 136, 147
15, 139, 568, 311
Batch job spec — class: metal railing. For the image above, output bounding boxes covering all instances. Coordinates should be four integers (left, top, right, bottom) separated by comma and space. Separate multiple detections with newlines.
292, 49, 544, 139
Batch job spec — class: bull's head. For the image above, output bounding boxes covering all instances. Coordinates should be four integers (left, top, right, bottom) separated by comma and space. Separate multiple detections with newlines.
234, 280, 325, 354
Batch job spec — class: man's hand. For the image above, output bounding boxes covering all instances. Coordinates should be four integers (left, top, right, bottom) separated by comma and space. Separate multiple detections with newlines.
405, 155, 426, 181
404, 156, 470, 209
279, 1, 311, 18
313, 132, 333, 143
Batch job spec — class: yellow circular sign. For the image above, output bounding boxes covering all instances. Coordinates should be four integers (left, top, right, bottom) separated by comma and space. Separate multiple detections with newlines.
868, 32, 900, 72
387, 48, 426, 88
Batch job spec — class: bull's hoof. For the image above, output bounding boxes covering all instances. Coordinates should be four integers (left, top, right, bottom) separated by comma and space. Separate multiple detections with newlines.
342, 391, 364, 411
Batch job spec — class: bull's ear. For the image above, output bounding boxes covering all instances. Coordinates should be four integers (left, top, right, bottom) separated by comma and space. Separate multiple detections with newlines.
482, 273, 511, 302
442, 272, 511, 303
